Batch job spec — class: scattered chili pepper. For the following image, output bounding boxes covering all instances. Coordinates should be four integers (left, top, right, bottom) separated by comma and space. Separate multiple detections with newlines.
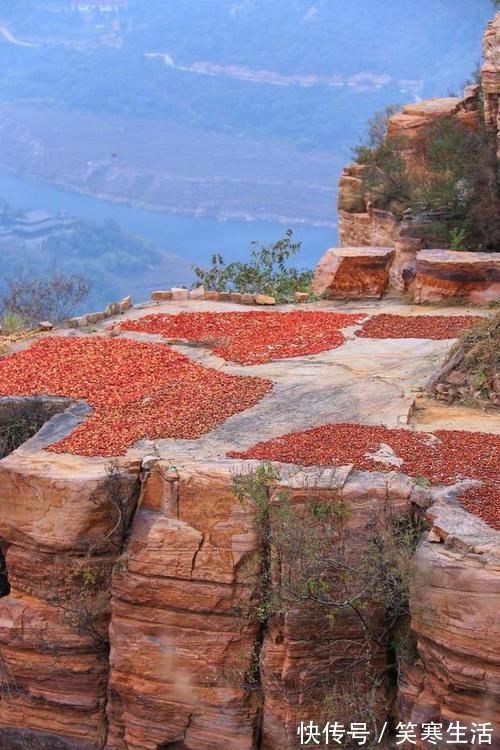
356, 314, 486, 340
0, 337, 271, 457
229, 423, 500, 529
121, 311, 364, 365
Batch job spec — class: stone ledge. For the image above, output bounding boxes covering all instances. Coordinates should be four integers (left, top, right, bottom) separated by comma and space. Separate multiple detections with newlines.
414, 249, 500, 304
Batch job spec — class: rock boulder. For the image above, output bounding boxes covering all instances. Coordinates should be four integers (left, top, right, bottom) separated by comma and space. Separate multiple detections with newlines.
312, 246, 395, 298
414, 249, 500, 304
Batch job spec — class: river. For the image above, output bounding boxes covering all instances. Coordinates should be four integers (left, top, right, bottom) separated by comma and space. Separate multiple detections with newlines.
0, 172, 336, 304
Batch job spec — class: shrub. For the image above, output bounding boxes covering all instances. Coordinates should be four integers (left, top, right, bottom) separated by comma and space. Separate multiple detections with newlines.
1, 272, 90, 325
233, 463, 426, 736
0, 312, 27, 336
0, 398, 67, 459
430, 312, 500, 406
353, 106, 500, 251
192, 230, 313, 302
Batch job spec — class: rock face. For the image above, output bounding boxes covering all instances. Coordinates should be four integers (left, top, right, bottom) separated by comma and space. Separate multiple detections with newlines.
414, 249, 500, 305
337, 91, 483, 252
312, 246, 395, 298
400, 497, 500, 746
259, 470, 415, 750
387, 98, 480, 141
337, 171, 401, 248
105, 463, 260, 750
483, 13, 500, 157
333, 14, 500, 307
0, 448, 140, 750
106, 462, 423, 750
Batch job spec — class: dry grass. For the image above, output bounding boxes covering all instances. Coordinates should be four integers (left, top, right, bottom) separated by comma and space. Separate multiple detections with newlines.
429, 312, 499, 407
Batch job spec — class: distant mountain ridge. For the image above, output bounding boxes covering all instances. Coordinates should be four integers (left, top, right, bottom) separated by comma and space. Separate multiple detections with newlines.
0, 0, 493, 149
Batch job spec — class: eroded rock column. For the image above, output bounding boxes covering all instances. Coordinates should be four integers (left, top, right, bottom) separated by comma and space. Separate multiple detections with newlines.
106, 462, 261, 750
0, 450, 140, 750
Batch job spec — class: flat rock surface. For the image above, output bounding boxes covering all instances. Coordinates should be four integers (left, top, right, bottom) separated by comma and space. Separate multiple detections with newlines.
2, 298, 493, 467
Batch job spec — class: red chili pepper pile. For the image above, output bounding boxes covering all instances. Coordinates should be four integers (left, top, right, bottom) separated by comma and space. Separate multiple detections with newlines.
0, 337, 271, 457
121, 311, 364, 365
356, 314, 486, 340
228, 423, 500, 529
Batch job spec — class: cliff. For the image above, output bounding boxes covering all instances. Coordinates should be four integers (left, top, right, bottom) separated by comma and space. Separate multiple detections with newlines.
0, 293, 498, 749
0, 13, 499, 750
317, 12, 500, 306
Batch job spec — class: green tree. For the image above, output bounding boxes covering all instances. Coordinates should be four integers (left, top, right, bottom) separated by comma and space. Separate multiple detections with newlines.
192, 229, 313, 302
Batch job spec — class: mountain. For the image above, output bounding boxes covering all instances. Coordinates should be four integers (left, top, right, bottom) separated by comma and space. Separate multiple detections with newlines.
0, 0, 493, 151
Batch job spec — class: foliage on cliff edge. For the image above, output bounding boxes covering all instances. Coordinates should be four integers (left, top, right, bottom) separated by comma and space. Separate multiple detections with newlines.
353, 107, 500, 252
430, 312, 500, 407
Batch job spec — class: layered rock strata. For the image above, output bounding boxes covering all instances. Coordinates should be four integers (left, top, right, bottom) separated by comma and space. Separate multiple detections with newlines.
400, 495, 500, 748
0, 440, 140, 750
259, 470, 419, 750
105, 462, 260, 750
414, 249, 500, 305
312, 246, 395, 299
483, 13, 500, 157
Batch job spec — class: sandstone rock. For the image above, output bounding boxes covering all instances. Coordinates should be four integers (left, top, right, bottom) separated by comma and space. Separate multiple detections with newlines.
204, 290, 220, 301
189, 286, 205, 300
219, 292, 232, 301
104, 301, 120, 316
171, 287, 189, 301
0, 451, 139, 555
338, 171, 366, 213
482, 13, 500, 156
259, 472, 411, 749
241, 293, 255, 304
338, 202, 400, 247
414, 249, 500, 304
230, 292, 242, 303
106, 464, 260, 749
388, 98, 462, 140
67, 314, 88, 328
312, 246, 395, 298
446, 370, 468, 386
389, 238, 422, 293
38, 320, 53, 331
294, 292, 309, 302
119, 295, 132, 312
255, 294, 276, 306
400, 501, 500, 741
86, 311, 106, 325
151, 290, 173, 301
0, 452, 140, 748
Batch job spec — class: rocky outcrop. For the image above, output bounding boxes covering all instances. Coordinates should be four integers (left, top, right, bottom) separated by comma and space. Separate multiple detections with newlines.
259, 470, 416, 750
337, 171, 401, 248
387, 97, 480, 142
414, 249, 500, 305
400, 496, 500, 747
482, 13, 500, 157
0, 445, 140, 750
428, 311, 500, 409
337, 92, 482, 252
312, 246, 395, 298
105, 462, 260, 750
334, 13, 500, 308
